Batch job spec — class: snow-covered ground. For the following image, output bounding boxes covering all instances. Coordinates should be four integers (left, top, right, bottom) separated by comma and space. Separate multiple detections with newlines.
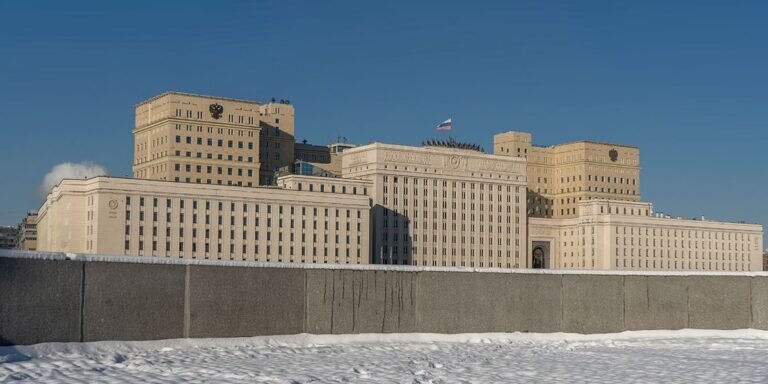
2, 330, 768, 383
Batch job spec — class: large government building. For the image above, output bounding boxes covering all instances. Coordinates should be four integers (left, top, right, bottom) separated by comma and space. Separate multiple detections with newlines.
36, 91, 764, 271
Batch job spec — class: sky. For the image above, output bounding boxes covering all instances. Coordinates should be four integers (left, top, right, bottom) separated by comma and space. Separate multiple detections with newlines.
0, 1, 766, 246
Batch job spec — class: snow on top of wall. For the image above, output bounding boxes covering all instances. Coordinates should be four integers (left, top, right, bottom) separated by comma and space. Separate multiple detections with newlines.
1, 249, 767, 277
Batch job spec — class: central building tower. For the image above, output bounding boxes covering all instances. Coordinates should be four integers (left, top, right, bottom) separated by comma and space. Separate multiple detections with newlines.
342, 140, 528, 268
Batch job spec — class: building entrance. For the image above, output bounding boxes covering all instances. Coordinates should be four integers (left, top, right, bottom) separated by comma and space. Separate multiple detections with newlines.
531, 241, 551, 269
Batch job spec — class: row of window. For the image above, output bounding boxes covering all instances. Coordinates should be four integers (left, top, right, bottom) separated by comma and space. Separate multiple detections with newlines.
173, 150, 257, 162
127, 240, 361, 260
174, 109, 261, 126
174, 163, 255, 177
615, 259, 751, 271
126, 196, 362, 217
294, 183, 367, 195
126, 225, 362, 246
382, 176, 522, 191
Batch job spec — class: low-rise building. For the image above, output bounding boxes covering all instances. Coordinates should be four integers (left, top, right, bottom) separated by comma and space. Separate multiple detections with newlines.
0, 226, 18, 249
529, 200, 763, 271
37, 176, 371, 264
16, 211, 38, 251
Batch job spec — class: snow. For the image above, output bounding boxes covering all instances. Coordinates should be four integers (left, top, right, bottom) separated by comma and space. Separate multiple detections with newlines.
3, 249, 768, 276
2, 330, 768, 383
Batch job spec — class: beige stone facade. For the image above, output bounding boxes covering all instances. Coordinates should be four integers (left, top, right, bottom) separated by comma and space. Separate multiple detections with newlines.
528, 199, 763, 271
494, 131, 640, 219
133, 92, 295, 187
37, 176, 371, 264
36, 91, 764, 272
342, 142, 528, 268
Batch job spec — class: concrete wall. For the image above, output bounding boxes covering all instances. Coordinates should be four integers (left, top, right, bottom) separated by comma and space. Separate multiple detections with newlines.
2, 254, 768, 346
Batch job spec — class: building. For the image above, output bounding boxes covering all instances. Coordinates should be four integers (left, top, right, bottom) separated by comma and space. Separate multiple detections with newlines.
37, 176, 371, 264
16, 211, 38, 251
327, 142, 356, 175
494, 131, 640, 219
36, 92, 764, 271
294, 142, 331, 164
276, 160, 339, 180
132, 92, 295, 187
528, 199, 763, 271
291, 140, 357, 177
283, 141, 339, 178
763, 250, 768, 271
342, 140, 528, 268
0, 226, 18, 249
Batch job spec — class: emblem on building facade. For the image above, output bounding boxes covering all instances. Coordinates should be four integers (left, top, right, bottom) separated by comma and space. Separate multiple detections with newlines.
108, 199, 119, 210
209, 103, 224, 119
609, 149, 618, 162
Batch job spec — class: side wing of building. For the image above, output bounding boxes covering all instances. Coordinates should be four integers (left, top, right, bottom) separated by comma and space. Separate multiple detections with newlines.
37, 176, 371, 264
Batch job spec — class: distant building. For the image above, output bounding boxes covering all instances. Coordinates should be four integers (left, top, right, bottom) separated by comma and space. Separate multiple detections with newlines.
287, 141, 338, 178
763, 251, 768, 271
16, 211, 38, 251
0, 226, 18, 249
276, 160, 338, 180
291, 140, 357, 177
294, 142, 331, 164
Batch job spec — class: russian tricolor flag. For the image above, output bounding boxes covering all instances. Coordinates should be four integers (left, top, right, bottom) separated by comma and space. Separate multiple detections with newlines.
436, 118, 452, 131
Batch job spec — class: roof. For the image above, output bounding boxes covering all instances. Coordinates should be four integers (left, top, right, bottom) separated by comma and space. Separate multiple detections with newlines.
534, 140, 638, 150
136, 91, 264, 107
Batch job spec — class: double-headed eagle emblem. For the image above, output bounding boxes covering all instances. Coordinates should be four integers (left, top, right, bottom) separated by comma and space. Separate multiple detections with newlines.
209, 103, 224, 119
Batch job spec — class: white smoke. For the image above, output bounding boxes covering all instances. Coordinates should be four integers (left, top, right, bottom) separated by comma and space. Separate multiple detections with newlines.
39, 162, 108, 196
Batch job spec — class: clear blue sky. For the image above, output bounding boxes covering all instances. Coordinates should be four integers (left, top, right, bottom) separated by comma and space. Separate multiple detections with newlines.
1, 1, 766, 245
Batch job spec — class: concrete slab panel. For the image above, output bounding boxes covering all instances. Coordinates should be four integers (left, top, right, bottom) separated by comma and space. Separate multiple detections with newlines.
625, 276, 688, 330
0, 258, 83, 346
83, 262, 185, 342
647, 277, 688, 330
623, 276, 648, 330
508, 274, 562, 332
687, 276, 751, 330
416, 272, 515, 334
751, 277, 768, 330
188, 266, 304, 338
562, 275, 624, 334
305, 269, 417, 334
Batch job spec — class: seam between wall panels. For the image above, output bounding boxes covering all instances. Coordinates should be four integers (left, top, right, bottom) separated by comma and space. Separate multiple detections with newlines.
560, 276, 564, 332
183, 265, 190, 338
750, 277, 754, 327
303, 270, 308, 334
622, 276, 626, 330
80, 262, 86, 342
